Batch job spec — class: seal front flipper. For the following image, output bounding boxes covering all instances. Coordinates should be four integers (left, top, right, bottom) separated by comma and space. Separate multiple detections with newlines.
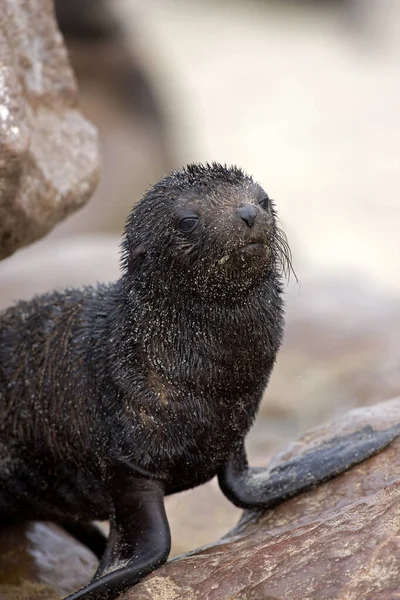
65, 467, 170, 600
218, 424, 400, 509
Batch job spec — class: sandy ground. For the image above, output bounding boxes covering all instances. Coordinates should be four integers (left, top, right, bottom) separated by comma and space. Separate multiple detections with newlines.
116, 0, 400, 293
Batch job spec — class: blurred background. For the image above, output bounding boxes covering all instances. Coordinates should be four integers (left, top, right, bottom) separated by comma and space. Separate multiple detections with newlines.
1, 0, 399, 558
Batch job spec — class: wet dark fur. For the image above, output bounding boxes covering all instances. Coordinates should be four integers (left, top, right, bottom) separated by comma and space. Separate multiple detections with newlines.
0, 164, 286, 532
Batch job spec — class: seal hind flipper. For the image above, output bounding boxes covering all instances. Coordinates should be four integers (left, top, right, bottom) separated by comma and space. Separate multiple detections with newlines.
218, 424, 400, 509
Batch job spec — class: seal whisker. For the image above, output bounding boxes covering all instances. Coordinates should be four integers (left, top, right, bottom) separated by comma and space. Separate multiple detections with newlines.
274, 226, 297, 283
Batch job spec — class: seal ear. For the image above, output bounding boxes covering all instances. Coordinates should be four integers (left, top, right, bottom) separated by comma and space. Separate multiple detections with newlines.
127, 242, 146, 275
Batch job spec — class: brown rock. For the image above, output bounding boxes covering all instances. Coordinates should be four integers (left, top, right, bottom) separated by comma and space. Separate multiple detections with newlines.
0, 522, 97, 599
0, 0, 99, 260
124, 397, 400, 600
0, 583, 58, 600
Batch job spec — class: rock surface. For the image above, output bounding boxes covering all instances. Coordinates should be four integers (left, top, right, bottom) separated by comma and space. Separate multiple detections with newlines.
0, 0, 99, 260
124, 397, 400, 600
0, 522, 97, 599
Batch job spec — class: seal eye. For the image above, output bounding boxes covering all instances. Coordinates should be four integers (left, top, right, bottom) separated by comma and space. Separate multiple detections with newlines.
178, 215, 199, 234
258, 195, 269, 210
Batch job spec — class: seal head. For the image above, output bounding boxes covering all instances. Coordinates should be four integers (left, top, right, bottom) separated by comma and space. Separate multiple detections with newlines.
121, 163, 290, 301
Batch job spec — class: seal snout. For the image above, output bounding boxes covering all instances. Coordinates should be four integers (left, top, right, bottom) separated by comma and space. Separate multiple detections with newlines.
237, 204, 258, 228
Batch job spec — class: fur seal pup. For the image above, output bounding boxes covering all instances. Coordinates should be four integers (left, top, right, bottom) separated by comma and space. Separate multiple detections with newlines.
0, 163, 398, 600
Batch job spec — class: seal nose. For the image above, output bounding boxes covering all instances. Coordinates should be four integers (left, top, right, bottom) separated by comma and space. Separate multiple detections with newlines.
237, 204, 258, 228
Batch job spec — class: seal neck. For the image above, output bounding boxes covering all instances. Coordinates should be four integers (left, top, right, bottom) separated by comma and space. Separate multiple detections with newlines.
113, 273, 283, 395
